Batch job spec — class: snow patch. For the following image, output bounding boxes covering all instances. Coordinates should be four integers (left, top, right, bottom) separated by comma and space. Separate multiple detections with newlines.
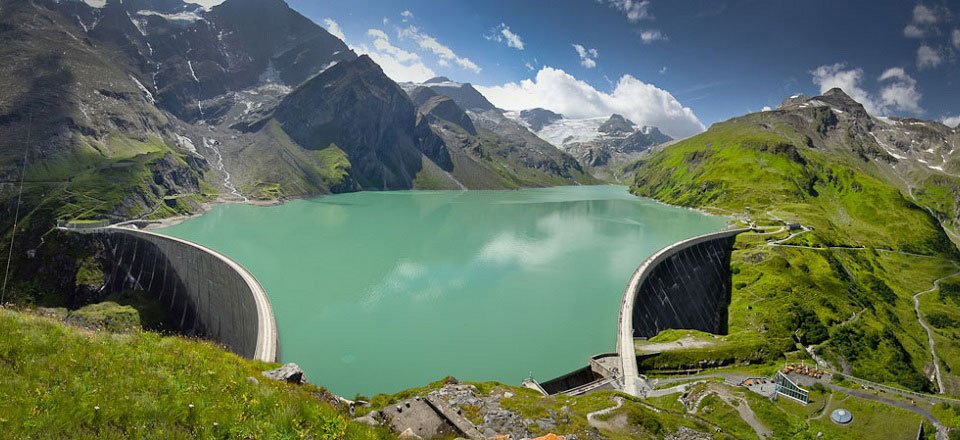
129, 75, 155, 104
187, 60, 200, 83
136, 10, 203, 23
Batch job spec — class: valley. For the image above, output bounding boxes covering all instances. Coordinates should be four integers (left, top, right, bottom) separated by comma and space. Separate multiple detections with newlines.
2, 0, 960, 439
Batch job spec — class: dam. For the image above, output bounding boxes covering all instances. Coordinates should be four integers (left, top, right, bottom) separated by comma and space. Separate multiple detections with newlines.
530, 228, 749, 397
63, 224, 278, 363
616, 228, 750, 396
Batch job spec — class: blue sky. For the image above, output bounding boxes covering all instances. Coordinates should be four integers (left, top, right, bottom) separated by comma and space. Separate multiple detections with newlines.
268, 0, 959, 136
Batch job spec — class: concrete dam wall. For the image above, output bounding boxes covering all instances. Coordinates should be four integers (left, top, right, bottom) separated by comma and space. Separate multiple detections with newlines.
617, 228, 749, 395
92, 227, 278, 362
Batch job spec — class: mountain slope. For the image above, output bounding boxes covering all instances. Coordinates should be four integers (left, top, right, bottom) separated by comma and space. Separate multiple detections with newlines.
630, 88, 960, 393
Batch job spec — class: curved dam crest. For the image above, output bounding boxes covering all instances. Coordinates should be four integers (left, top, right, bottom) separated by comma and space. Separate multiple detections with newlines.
66, 225, 278, 363
617, 228, 749, 396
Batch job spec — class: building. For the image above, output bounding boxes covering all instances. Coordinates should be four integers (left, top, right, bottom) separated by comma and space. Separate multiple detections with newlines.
773, 371, 809, 404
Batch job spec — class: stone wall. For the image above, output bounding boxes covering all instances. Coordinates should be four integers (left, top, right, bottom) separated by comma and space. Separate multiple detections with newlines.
97, 228, 278, 362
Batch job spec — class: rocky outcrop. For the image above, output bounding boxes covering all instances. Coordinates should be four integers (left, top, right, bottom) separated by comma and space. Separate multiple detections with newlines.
262, 363, 306, 384
417, 77, 499, 112
517, 108, 563, 132
598, 114, 635, 135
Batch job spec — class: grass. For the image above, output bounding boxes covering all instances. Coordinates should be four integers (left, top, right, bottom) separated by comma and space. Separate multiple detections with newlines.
630, 114, 960, 392
0, 308, 394, 439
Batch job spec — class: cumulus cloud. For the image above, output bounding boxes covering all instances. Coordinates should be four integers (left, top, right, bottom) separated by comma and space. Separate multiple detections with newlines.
912, 4, 939, 25
810, 63, 924, 115
811, 63, 878, 113
917, 44, 943, 69
877, 67, 923, 113
658, 66, 668, 74
943, 115, 960, 128
904, 24, 926, 38
572, 44, 599, 68
762, 106, 772, 112
323, 18, 346, 42
400, 10, 414, 21
475, 66, 705, 138
398, 26, 481, 73
639, 29, 668, 43
486, 23, 525, 50
953, 29, 960, 48
600, 0, 653, 22
353, 28, 436, 82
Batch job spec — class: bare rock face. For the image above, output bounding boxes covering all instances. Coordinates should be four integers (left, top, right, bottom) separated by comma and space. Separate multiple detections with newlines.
261, 363, 306, 384
518, 108, 564, 132
272, 55, 452, 189
597, 114, 635, 135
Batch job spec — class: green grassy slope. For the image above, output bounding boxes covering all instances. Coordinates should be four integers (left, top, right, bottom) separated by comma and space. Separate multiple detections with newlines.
631, 115, 960, 393
0, 308, 393, 439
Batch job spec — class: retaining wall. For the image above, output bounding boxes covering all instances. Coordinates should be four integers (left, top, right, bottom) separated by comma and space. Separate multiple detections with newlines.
93, 228, 278, 362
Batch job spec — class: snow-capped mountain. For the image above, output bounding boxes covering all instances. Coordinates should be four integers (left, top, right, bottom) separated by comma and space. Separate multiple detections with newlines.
507, 110, 672, 178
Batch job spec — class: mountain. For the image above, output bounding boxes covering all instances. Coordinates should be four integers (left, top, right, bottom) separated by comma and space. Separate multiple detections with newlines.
410, 77, 499, 112
0, 0, 599, 305
510, 112, 673, 180
401, 82, 597, 188
629, 87, 960, 393
516, 108, 563, 132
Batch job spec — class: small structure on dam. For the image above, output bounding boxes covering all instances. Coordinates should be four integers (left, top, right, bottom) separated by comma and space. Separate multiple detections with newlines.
61, 224, 278, 363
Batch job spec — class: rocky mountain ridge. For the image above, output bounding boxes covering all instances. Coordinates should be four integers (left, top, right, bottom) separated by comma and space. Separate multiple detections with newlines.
509, 110, 673, 180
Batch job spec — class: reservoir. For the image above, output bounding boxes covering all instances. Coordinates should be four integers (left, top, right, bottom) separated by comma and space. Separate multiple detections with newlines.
158, 185, 727, 397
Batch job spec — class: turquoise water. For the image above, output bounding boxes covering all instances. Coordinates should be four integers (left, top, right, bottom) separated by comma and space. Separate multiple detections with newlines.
159, 186, 726, 397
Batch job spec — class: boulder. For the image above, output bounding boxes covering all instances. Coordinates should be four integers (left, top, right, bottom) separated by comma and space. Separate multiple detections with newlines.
261, 363, 306, 384
398, 427, 423, 439
352, 415, 380, 427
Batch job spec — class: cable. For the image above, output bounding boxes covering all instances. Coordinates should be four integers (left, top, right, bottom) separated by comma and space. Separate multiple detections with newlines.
1, 111, 33, 303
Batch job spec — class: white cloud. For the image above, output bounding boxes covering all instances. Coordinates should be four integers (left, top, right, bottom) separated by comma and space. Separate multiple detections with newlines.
368, 29, 419, 63
601, 0, 653, 22
658, 66, 668, 74
877, 67, 923, 113
912, 4, 939, 25
500, 24, 525, 50
353, 28, 436, 83
810, 63, 924, 115
762, 106, 772, 112
904, 24, 926, 38
323, 18, 346, 42
639, 29, 668, 43
486, 23, 525, 50
572, 44, 598, 68
398, 26, 481, 73
475, 66, 705, 138
942, 115, 960, 128
811, 63, 878, 113
903, 5, 947, 39
400, 10, 414, 21
525, 62, 535, 71
953, 29, 960, 48
917, 44, 942, 69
